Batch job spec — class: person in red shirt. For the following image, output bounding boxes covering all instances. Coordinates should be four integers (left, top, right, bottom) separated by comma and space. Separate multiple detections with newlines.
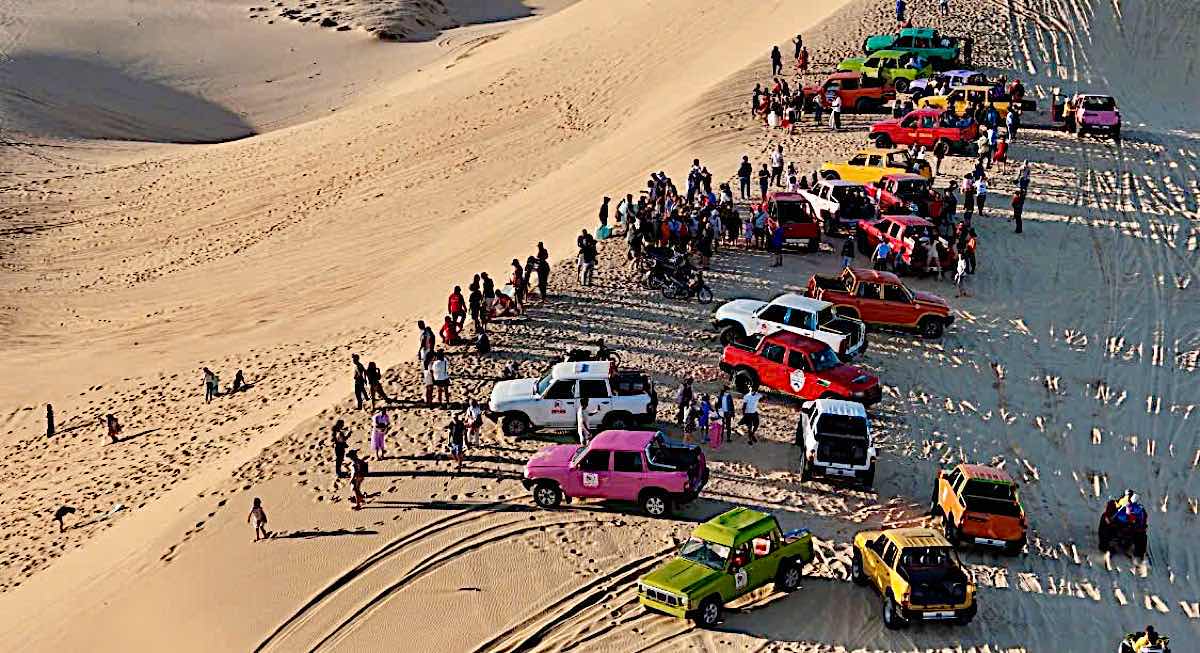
447, 286, 466, 329
440, 315, 461, 345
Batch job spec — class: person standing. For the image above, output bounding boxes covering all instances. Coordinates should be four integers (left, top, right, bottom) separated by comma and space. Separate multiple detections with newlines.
941, 185, 958, 230
741, 387, 762, 445
793, 34, 803, 61
872, 240, 892, 270
717, 386, 735, 442
939, 0, 949, 16
509, 258, 527, 314
961, 176, 976, 224
45, 404, 55, 438
576, 396, 594, 445
1011, 189, 1025, 233
841, 237, 855, 270
352, 354, 369, 410
203, 367, 219, 403
598, 196, 610, 230
974, 176, 988, 216
440, 315, 460, 346
103, 413, 122, 444
371, 408, 390, 460
468, 283, 484, 333
965, 229, 978, 274
1017, 160, 1031, 193
448, 286, 466, 329
447, 414, 466, 469
770, 222, 785, 267
464, 398, 483, 448
331, 418, 349, 478
697, 395, 712, 445
536, 254, 551, 301
830, 93, 843, 131
770, 45, 783, 76
348, 450, 367, 510
431, 351, 451, 404
675, 378, 694, 427
366, 361, 390, 405
933, 138, 949, 176
758, 163, 770, 199
770, 145, 785, 187
247, 498, 269, 542
737, 155, 753, 200
895, 0, 907, 22
954, 250, 969, 297
798, 45, 809, 75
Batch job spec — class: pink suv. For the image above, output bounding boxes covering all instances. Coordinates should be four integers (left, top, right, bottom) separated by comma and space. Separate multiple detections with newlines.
523, 430, 708, 517
1065, 94, 1121, 141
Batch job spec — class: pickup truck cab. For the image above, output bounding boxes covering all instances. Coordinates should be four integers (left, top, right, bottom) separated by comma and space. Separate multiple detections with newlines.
713, 292, 867, 358
917, 85, 1037, 120
864, 174, 945, 217
1064, 93, 1121, 140
807, 268, 953, 338
802, 72, 895, 113
637, 507, 814, 628
720, 331, 882, 405
851, 527, 977, 629
764, 191, 821, 251
796, 399, 876, 486
930, 464, 1027, 554
869, 108, 978, 151
863, 27, 971, 68
488, 361, 656, 437
904, 70, 989, 100
857, 50, 934, 93
523, 429, 706, 517
820, 148, 932, 184
800, 180, 875, 235
855, 214, 955, 276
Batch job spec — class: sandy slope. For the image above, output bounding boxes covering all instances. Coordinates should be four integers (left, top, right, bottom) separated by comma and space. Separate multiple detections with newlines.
1, 0, 1198, 651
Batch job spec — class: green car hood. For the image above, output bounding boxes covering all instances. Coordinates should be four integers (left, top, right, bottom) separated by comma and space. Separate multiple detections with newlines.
641, 557, 721, 596
837, 56, 867, 72
865, 35, 897, 52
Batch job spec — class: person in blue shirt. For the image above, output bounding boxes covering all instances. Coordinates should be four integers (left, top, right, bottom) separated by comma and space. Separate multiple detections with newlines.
895, 0, 906, 22
770, 223, 785, 266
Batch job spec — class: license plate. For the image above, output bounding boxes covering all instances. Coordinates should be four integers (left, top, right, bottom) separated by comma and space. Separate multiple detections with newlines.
974, 537, 1006, 547
823, 467, 855, 477
922, 611, 955, 620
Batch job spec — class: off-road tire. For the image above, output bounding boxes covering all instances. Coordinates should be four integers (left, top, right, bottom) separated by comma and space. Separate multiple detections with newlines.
603, 412, 633, 431
943, 516, 960, 546
873, 133, 894, 149
894, 78, 910, 93
732, 368, 758, 394
501, 413, 532, 438
1004, 536, 1026, 556
859, 463, 876, 488
533, 482, 562, 509
919, 316, 944, 339
719, 324, 746, 346
775, 559, 803, 593
851, 549, 868, 585
697, 286, 714, 304
882, 592, 907, 629
640, 489, 670, 517
806, 237, 820, 253
693, 597, 722, 629
821, 170, 840, 181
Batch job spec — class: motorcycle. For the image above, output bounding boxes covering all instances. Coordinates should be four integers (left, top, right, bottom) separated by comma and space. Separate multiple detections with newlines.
640, 258, 694, 290
662, 273, 713, 304
563, 341, 621, 367
1117, 632, 1170, 653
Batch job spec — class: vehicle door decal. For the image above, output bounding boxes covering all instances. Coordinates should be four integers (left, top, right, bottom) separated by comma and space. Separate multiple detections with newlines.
734, 568, 748, 590
582, 472, 599, 488
789, 369, 806, 392
550, 401, 566, 415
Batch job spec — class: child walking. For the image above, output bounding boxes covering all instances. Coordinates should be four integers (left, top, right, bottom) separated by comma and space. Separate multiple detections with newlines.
247, 497, 269, 541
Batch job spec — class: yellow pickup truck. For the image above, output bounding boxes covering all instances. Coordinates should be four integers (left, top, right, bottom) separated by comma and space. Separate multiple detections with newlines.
819, 148, 932, 185
916, 85, 1036, 119
851, 527, 977, 629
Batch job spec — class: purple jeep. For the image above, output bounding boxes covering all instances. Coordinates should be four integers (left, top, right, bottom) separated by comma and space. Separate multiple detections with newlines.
1065, 94, 1121, 141
522, 430, 707, 517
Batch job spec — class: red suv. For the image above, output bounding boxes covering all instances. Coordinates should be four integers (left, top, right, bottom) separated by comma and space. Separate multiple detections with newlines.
765, 191, 821, 252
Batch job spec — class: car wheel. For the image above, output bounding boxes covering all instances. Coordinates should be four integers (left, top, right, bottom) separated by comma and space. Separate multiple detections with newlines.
882, 593, 906, 629
693, 597, 722, 629
776, 560, 802, 593
873, 133, 893, 149
943, 516, 959, 546
894, 78, 909, 93
501, 414, 531, 438
855, 97, 872, 113
604, 412, 631, 430
719, 325, 745, 346
955, 602, 977, 625
533, 482, 562, 509
859, 463, 876, 488
806, 237, 820, 253
919, 317, 944, 339
697, 286, 714, 304
732, 369, 756, 394
640, 490, 670, 517
851, 549, 868, 585
1005, 536, 1026, 556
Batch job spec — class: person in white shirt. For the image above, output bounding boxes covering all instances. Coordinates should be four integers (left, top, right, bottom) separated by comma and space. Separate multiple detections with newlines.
431, 351, 451, 405
464, 398, 483, 447
830, 95, 843, 130
576, 397, 596, 445
974, 177, 989, 215
741, 388, 762, 444
770, 145, 785, 187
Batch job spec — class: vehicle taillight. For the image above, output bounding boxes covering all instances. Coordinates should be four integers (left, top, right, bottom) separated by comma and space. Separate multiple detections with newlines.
901, 587, 911, 606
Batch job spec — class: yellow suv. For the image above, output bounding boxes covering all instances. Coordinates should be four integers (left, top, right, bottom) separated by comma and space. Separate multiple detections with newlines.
851, 527, 976, 629
819, 148, 932, 184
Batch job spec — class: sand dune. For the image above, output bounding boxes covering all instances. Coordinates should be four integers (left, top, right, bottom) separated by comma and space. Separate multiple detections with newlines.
0, 0, 1197, 651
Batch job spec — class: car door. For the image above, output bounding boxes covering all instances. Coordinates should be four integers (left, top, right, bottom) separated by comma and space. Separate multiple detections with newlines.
727, 542, 756, 598
863, 534, 889, 587
542, 379, 577, 427
610, 450, 645, 501
786, 349, 815, 398
755, 304, 788, 335
854, 281, 887, 323
880, 541, 900, 590
757, 342, 789, 391
578, 379, 612, 428
574, 448, 612, 498
782, 307, 817, 340
880, 282, 917, 326
745, 529, 783, 589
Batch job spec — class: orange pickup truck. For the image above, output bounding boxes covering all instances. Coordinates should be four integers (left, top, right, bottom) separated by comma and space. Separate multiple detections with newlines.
930, 464, 1027, 555
806, 268, 952, 339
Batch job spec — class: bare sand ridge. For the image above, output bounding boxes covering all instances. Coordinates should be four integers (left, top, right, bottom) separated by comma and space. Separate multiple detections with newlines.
1, 0, 1198, 651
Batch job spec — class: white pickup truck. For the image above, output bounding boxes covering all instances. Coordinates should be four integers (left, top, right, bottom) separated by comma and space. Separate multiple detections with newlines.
799, 180, 875, 236
713, 293, 867, 358
487, 361, 657, 437
795, 398, 876, 486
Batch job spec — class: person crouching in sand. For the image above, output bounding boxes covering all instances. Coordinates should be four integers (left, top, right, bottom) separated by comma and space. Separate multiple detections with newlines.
247, 497, 269, 541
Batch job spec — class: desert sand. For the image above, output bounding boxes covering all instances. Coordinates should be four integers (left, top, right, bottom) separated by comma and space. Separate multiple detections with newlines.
0, 0, 1198, 651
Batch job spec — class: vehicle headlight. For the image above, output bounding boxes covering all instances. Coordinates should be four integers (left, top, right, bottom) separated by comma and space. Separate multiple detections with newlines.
852, 391, 865, 398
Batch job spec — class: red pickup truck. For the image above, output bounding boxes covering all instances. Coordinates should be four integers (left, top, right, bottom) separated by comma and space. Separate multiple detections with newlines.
719, 331, 882, 405
855, 214, 956, 275
803, 72, 896, 113
865, 174, 945, 217
806, 268, 953, 338
765, 191, 821, 252
869, 109, 978, 152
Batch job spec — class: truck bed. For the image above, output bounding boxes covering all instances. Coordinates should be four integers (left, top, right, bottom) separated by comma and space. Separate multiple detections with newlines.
811, 274, 850, 294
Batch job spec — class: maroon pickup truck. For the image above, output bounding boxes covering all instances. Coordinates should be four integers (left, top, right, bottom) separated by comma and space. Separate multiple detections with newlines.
719, 331, 882, 405
865, 174, 946, 217
869, 109, 977, 152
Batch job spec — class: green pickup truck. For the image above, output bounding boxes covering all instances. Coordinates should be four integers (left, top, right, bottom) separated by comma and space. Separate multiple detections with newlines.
636, 507, 814, 628
863, 27, 971, 69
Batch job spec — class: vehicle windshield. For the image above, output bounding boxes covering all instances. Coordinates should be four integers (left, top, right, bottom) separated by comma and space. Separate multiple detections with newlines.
810, 347, 842, 372
962, 479, 1023, 516
679, 537, 730, 571
775, 200, 812, 224
1082, 96, 1116, 111
815, 414, 868, 437
535, 374, 554, 395
904, 224, 935, 241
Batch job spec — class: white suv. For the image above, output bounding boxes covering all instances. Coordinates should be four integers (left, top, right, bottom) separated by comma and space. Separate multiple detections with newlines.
796, 398, 876, 486
713, 293, 867, 358
487, 361, 657, 437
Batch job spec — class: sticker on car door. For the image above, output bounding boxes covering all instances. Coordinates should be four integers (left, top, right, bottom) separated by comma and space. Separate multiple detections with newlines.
790, 369, 806, 392
582, 472, 599, 488
734, 568, 748, 590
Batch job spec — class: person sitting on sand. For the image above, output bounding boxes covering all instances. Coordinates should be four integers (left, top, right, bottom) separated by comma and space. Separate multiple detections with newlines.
440, 315, 461, 346
247, 497, 269, 542
231, 369, 247, 393
53, 505, 76, 532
